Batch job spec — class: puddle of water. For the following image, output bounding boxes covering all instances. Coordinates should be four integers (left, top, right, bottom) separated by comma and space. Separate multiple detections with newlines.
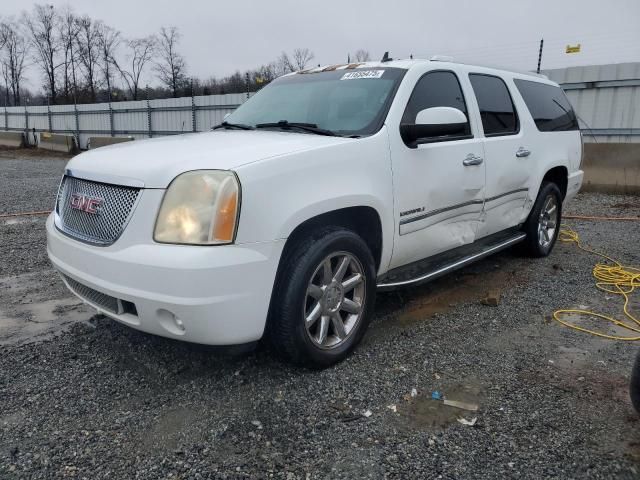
0, 271, 95, 345
1, 217, 38, 226
0, 271, 50, 296
396, 382, 483, 431
552, 345, 591, 369
142, 407, 205, 452
556, 310, 640, 340
378, 268, 518, 329
0, 297, 93, 346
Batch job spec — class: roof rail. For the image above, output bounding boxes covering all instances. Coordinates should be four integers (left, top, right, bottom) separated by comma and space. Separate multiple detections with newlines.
430, 55, 454, 62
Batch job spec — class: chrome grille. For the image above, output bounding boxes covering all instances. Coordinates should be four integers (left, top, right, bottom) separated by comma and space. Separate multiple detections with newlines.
63, 275, 120, 314
56, 175, 140, 245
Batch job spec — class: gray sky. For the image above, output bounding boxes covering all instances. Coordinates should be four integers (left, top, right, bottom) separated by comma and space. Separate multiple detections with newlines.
5, 0, 640, 91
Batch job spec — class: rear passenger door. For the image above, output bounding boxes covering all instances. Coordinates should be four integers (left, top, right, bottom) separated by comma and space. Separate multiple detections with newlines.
468, 73, 530, 238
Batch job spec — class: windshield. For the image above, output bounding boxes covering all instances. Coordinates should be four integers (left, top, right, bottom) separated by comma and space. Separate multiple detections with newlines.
225, 68, 406, 136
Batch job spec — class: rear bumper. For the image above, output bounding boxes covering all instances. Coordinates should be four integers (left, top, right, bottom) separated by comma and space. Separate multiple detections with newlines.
565, 170, 584, 202
46, 214, 284, 345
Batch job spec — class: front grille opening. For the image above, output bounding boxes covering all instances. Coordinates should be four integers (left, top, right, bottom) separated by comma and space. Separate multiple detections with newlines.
63, 274, 138, 317
121, 300, 138, 316
56, 175, 141, 246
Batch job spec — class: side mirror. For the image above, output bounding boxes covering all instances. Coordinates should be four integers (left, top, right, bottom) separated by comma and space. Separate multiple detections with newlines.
400, 106, 468, 148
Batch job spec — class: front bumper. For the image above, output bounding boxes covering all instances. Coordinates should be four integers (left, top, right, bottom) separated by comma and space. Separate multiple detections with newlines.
46, 214, 285, 345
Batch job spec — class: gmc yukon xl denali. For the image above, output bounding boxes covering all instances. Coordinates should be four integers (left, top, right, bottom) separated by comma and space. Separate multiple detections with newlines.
47, 58, 583, 367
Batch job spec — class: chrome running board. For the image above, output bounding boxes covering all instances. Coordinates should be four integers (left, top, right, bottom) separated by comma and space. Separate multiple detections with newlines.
377, 231, 526, 291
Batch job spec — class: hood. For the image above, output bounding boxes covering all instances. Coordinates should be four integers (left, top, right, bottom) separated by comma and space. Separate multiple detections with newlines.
65, 130, 353, 188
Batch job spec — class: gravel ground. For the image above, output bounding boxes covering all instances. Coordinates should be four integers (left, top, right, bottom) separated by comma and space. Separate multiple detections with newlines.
564, 191, 640, 218
0, 147, 69, 216
1, 149, 640, 479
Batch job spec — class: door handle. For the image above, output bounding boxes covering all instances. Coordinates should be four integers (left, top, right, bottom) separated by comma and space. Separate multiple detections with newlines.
516, 147, 531, 158
463, 154, 483, 166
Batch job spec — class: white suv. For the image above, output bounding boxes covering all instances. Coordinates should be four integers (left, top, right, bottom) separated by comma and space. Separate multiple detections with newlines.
47, 58, 583, 367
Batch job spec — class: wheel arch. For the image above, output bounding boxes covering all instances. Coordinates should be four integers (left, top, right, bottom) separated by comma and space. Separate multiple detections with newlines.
279, 206, 384, 272
541, 165, 568, 199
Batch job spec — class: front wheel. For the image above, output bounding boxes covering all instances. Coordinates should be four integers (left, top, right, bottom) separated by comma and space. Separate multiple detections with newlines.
267, 227, 376, 368
521, 181, 562, 257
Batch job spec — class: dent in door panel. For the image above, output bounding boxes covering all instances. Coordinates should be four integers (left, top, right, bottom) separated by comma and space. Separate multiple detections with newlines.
393, 219, 480, 268
399, 203, 483, 235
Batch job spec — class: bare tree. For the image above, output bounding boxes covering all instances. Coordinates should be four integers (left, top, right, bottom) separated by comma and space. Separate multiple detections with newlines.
154, 26, 186, 97
58, 7, 80, 103
0, 23, 7, 49
0, 22, 12, 105
353, 49, 371, 62
115, 36, 155, 100
0, 20, 29, 105
96, 22, 120, 100
274, 52, 293, 77
76, 15, 101, 102
23, 4, 60, 103
291, 48, 314, 71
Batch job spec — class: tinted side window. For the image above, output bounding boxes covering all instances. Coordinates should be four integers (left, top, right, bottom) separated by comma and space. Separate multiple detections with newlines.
514, 79, 579, 132
469, 74, 519, 136
401, 71, 471, 136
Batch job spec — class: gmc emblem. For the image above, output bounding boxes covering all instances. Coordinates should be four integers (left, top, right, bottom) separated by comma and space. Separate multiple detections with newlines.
69, 193, 103, 215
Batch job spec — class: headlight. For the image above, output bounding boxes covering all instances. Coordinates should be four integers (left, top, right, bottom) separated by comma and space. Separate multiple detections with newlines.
154, 170, 240, 245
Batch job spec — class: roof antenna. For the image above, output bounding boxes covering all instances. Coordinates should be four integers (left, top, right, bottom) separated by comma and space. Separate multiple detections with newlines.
381, 51, 393, 63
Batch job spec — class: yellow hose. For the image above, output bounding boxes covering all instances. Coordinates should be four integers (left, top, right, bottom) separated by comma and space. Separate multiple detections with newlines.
553, 227, 640, 340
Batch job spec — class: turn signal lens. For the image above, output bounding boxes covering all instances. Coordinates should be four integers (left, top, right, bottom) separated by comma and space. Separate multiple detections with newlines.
213, 189, 238, 242
154, 170, 240, 245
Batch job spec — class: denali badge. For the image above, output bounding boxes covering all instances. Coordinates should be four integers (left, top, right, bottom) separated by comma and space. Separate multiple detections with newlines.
69, 193, 103, 215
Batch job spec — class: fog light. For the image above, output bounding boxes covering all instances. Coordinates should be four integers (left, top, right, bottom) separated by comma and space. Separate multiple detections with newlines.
174, 317, 185, 331
157, 308, 186, 335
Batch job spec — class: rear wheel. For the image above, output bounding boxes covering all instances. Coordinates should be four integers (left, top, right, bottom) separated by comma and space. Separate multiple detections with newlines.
521, 181, 562, 257
267, 227, 376, 368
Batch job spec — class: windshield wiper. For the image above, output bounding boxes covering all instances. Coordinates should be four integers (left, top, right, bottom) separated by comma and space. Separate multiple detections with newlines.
255, 120, 338, 136
213, 121, 255, 131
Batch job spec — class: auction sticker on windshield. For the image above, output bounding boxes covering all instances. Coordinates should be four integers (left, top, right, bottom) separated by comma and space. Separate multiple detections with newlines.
341, 70, 385, 80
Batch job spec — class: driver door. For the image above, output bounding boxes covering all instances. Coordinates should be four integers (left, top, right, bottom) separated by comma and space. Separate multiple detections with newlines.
389, 70, 486, 269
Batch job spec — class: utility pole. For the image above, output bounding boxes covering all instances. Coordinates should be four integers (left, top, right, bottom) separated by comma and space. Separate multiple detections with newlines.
536, 38, 544, 74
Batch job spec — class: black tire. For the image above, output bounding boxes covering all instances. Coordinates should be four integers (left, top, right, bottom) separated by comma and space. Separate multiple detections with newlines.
521, 181, 563, 257
631, 351, 640, 414
267, 227, 376, 368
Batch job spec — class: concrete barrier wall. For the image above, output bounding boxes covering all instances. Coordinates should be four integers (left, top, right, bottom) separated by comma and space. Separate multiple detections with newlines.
38, 133, 77, 153
582, 143, 640, 194
88, 136, 134, 149
0, 131, 24, 147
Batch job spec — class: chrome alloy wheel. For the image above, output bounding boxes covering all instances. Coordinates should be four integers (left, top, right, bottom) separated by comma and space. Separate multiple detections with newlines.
303, 252, 366, 349
538, 194, 559, 249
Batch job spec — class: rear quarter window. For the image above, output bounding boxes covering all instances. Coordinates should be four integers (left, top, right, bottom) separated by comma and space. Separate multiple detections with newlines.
514, 79, 579, 132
